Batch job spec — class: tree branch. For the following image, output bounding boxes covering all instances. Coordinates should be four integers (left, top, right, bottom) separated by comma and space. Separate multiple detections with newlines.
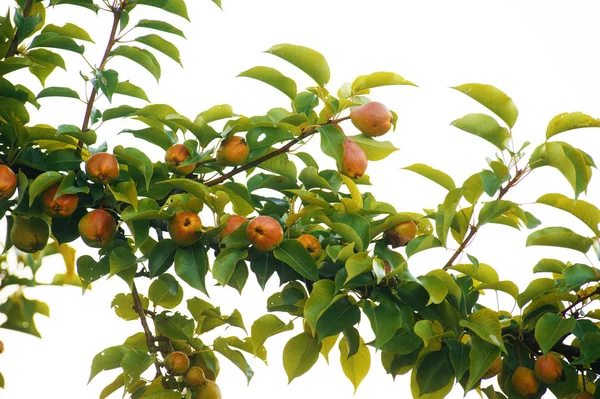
204, 116, 350, 187
76, 6, 124, 154
560, 286, 600, 316
131, 281, 164, 378
5, 0, 33, 58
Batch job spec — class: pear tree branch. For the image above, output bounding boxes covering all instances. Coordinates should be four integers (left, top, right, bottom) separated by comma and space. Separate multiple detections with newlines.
131, 281, 164, 379
5, 0, 33, 59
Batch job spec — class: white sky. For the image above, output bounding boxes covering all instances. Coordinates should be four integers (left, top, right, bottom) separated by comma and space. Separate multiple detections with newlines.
2, 1, 600, 398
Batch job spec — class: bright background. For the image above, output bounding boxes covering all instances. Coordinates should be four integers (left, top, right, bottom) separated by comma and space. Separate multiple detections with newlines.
2, 0, 600, 398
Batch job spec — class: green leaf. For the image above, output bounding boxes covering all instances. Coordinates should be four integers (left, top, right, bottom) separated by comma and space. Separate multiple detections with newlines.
238, 66, 297, 99
174, 244, 208, 296
109, 46, 160, 81
447, 340, 470, 382
113, 145, 153, 190
36, 86, 80, 99
416, 347, 454, 396
344, 252, 372, 284
77, 255, 110, 291
94, 69, 118, 103
114, 81, 150, 102
451, 113, 510, 150
135, 19, 185, 37
474, 281, 519, 300
28, 171, 63, 206
103, 105, 138, 121
403, 163, 456, 191
99, 374, 124, 399
535, 142, 592, 198
29, 33, 84, 53
43, 23, 94, 42
452, 83, 518, 128
477, 200, 516, 227
435, 187, 464, 246
448, 263, 499, 284
546, 112, 600, 139
563, 263, 600, 288
347, 134, 399, 161
213, 248, 248, 286
148, 274, 183, 309
352, 71, 416, 93
283, 333, 321, 383
339, 337, 371, 393
266, 43, 330, 86
121, 349, 155, 390
517, 278, 556, 308
157, 179, 210, 201
535, 313, 576, 354
533, 258, 566, 274
315, 295, 361, 340
537, 193, 600, 235
213, 337, 254, 383
250, 314, 294, 356
149, 239, 177, 277
134, 34, 181, 65
89, 345, 129, 382
526, 227, 593, 254
51, 0, 99, 13
155, 312, 194, 340
111, 293, 147, 321
363, 301, 404, 349
406, 235, 444, 258
136, 0, 189, 20
572, 332, 600, 365
119, 127, 173, 151
466, 335, 501, 391
304, 280, 335, 331
459, 308, 506, 352
273, 240, 319, 281
317, 124, 344, 166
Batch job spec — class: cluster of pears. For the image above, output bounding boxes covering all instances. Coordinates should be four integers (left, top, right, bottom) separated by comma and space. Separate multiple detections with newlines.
5, 152, 119, 254
164, 351, 221, 398
341, 101, 394, 179
484, 353, 589, 398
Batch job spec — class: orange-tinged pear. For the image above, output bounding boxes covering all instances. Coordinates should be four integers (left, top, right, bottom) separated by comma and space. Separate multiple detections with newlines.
511, 366, 540, 397
534, 354, 563, 384
297, 234, 321, 260
219, 214, 247, 240
350, 101, 393, 137
341, 138, 367, 179
165, 144, 196, 175
164, 351, 190, 376
86, 153, 119, 184
193, 379, 221, 399
168, 211, 203, 247
385, 221, 417, 247
42, 183, 78, 218
0, 165, 17, 201
246, 215, 283, 252
216, 135, 249, 166
78, 209, 116, 248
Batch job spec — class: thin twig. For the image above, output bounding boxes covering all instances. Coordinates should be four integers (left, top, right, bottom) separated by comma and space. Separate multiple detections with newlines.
560, 286, 600, 316
131, 281, 164, 378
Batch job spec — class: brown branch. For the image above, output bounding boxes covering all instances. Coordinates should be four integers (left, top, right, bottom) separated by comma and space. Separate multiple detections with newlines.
560, 286, 600, 316
131, 281, 164, 378
205, 116, 350, 187
5, 0, 34, 58
76, 6, 124, 154
443, 225, 478, 270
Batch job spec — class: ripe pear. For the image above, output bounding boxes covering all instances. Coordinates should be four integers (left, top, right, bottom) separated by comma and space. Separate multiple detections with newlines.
219, 214, 247, 240
78, 209, 116, 248
168, 212, 203, 247
384, 221, 417, 248
341, 138, 367, 178
246, 215, 283, 252
42, 183, 78, 218
511, 366, 540, 397
0, 165, 17, 201
165, 144, 196, 175
193, 379, 222, 399
164, 351, 190, 376
216, 136, 249, 166
10, 216, 50, 253
350, 101, 393, 137
184, 366, 206, 387
86, 153, 119, 184
297, 234, 321, 260
534, 354, 562, 384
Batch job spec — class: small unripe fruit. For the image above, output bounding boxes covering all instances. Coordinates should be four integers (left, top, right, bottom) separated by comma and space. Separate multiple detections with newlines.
297, 234, 321, 260
168, 212, 203, 247
86, 153, 119, 184
216, 136, 249, 166
164, 351, 190, 376
534, 354, 563, 384
350, 101, 393, 137
482, 356, 502, 379
0, 340, 4, 354
10, 216, 49, 253
0, 165, 17, 201
193, 379, 222, 399
78, 209, 116, 248
246, 215, 283, 252
184, 366, 206, 387
165, 144, 196, 175
511, 366, 539, 397
219, 214, 247, 240
41, 184, 78, 218
341, 138, 367, 179
384, 221, 417, 248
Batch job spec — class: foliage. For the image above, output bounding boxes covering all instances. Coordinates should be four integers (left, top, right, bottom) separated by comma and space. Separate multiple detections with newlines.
1, 1, 600, 398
